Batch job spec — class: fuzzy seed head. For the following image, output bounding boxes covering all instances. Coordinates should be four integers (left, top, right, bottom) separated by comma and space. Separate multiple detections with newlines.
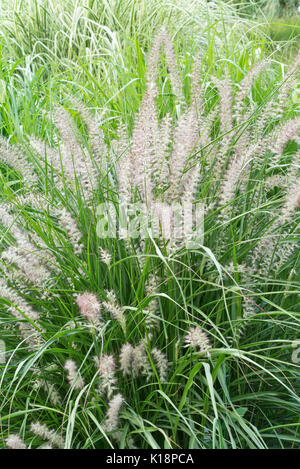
119, 343, 134, 376
104, 393, 124, 432
77, 292, 101, 322
6, 434, 27, 449
64, 359, 84, 390
99, 354, 115, 376
185, 326, 211, 353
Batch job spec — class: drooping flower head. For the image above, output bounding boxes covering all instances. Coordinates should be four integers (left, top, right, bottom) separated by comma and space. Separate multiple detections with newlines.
185, 326, 211, 354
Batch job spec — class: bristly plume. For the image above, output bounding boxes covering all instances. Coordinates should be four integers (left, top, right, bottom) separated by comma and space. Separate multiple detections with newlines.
76, 292, 101, 324
38, 104, 99, 200
132, 338, 154, 380
167, 108, 198, 201
104, 393, 124, 433
191, 53, 203, 120
6, 434, 27, 449
185, 326, 212, 354
33, 378, 62, 407
280, 177, 300, 224
102, 290, 126, 334
152, 347, 168, 382
99, 247, 112, 267
271, 116, 300, 160
276, 50, 300, 119
98, 354, 117, 398
159, 26, 185, 107
0, 136, 38, 187
0, 277, 44, 351
213, 76, 233, 137
30, 422, 65, 449
116, 123, 133, 209
119, 343, 135, 376
64, 359, 85, 391
0, 203, 52, 288
69, 96, 108, 174
234, 60, 271, 125
56, 207, 84, 255
144, 275, 160, 332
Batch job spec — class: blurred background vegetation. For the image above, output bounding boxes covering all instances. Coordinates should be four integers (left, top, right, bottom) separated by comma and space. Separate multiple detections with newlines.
226, 1, 300, 51
0, 0, 299, 450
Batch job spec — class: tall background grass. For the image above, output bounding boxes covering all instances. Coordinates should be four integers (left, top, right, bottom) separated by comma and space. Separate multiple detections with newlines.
0, 0, 299, 450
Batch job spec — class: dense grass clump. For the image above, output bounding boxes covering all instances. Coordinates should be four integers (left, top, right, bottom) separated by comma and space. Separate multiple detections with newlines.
0, 0, 299, 451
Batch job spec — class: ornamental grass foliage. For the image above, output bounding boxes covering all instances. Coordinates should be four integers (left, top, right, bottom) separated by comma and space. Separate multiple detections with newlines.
0, 25, 299, 449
